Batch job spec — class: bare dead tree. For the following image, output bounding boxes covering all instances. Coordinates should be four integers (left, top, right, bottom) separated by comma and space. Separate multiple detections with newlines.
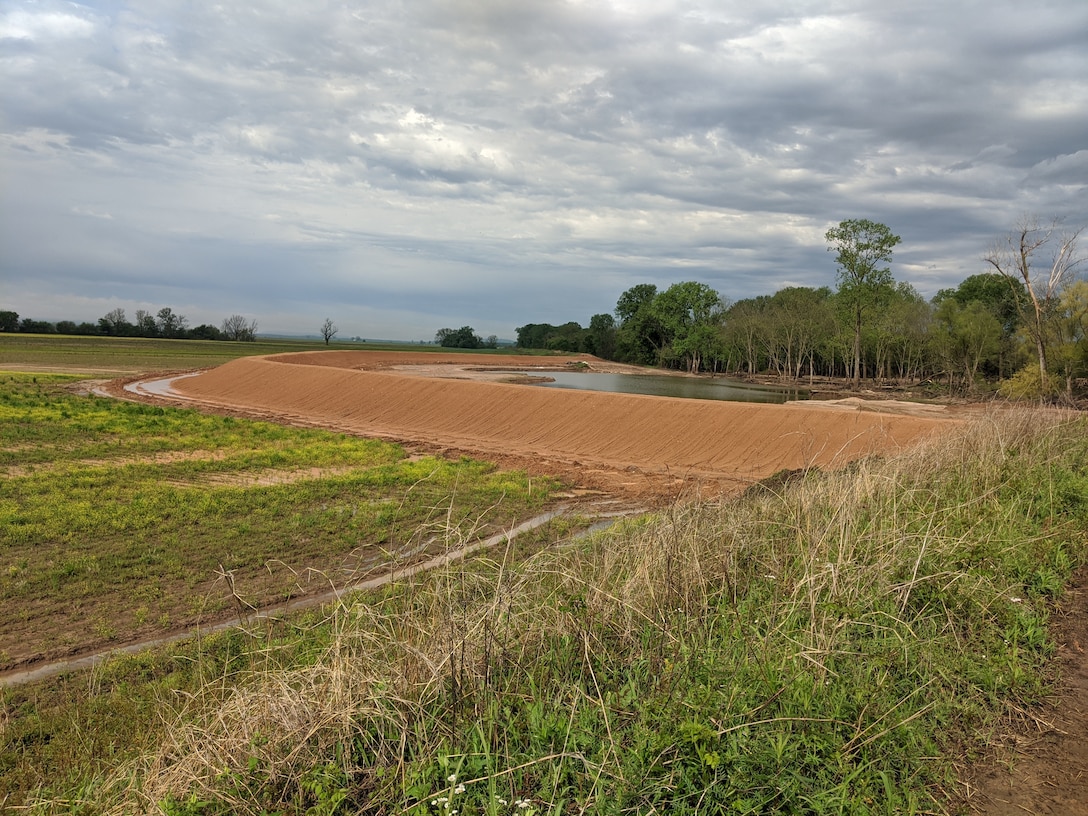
320, 317, 338, 345
984, 216, 1084, 392
221, 314, 258, 341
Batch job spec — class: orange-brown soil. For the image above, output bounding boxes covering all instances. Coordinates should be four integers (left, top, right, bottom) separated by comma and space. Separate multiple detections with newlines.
163, 351, 956, 501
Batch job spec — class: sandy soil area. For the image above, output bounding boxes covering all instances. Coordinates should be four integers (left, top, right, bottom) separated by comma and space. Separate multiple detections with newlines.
159, 350, 956, 501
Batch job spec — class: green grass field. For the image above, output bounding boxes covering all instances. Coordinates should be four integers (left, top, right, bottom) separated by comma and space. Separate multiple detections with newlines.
0, 344, 566, 806
0, 334, 559, 376
0, 372, 557, 672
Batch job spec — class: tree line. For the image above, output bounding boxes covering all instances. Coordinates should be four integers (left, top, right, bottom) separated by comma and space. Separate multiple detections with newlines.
515, 217, 1087, 398
434, 326, 500, 349
0, 307, 259, 342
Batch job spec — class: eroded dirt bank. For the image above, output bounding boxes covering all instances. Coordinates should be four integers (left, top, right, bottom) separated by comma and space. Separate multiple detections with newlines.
170, 351, 955, 498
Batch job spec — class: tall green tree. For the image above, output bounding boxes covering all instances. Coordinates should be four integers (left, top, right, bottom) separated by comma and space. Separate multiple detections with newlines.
723, 296, 771, 375
435, 326, 482, 348
934, 272, 1027, 378
1050, 280, 1088, 397
884, 285, 932, 382
762, 286, 835, 379
190, 323, 223, 340
826, 219, 902, 384
868, 282, 928, 382
545, 322, 587, 352
19, 318, 55, 333
585, 314, 616, 358
134, 309, 158, 337
652, 281, 726, 373
515, 323, 554, 349
156, 307, 188, 339
932, 299, 1002, 393
614, 283, 663, 365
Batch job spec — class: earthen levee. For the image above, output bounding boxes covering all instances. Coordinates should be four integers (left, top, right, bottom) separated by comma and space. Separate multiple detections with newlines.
173, 352, 951, 490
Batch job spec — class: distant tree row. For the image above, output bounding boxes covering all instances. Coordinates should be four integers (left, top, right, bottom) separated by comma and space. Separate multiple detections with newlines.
0, 307, 259, 342
435, 326, 499, 349
515, 217, 1088, 398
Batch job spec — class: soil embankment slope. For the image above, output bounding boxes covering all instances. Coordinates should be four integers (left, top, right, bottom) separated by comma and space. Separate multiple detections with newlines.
173, 351, 953, 497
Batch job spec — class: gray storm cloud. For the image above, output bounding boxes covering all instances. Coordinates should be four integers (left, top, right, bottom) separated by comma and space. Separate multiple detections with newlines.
2, 0, 1086, 338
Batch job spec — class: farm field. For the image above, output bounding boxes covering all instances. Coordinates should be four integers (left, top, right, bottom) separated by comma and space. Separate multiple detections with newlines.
0, 350, 573, 803
0, 333, 537, 376
0, 371, 563, 674
2, 336, 1088, 814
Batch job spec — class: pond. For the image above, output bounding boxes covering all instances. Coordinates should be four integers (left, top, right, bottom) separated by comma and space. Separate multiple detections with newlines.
509, 371, 808, 404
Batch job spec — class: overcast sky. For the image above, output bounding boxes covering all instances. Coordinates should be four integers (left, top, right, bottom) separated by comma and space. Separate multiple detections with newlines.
2, 0, 1086, 340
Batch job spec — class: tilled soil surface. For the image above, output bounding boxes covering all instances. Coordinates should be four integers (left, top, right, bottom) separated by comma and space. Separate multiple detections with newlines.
159, 350, 955, 502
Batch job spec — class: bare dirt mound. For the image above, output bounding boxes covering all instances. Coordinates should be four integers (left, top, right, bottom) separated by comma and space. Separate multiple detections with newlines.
172, 351, 955, 499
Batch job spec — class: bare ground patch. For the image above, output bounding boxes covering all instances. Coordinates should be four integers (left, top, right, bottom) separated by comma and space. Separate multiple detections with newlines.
963, 565, 1088, 815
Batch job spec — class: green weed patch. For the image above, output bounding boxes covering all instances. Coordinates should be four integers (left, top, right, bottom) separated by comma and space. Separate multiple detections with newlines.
0, 372, 554, 723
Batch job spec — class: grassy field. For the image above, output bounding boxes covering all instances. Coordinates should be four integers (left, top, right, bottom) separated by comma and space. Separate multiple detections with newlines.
2, 337, 1087, 814
0, 343, 566, 806
0, 334, 559, 376
8, 408, 1086, 815
0, 372, 558, 671
0, 334, 348, 374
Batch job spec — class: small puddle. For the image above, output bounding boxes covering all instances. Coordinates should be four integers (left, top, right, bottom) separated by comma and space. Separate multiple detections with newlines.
123, 371, 204, 399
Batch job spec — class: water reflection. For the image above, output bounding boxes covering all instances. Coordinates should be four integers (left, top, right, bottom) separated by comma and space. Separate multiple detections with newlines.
508, 371, 807, 404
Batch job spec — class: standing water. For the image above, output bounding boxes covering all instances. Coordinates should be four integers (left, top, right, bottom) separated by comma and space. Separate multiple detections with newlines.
508, 371, 807, 404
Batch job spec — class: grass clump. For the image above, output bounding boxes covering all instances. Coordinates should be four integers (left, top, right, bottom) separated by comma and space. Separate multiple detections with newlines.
21, 408, 1083, 815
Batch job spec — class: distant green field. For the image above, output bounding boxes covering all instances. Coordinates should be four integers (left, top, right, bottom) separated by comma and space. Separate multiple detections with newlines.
0, 334, 408, 374
0, 334, 559, 376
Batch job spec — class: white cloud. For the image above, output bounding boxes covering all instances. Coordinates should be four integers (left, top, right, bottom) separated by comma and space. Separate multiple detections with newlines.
0, 9, 96, 41
71, 206, 113, 220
